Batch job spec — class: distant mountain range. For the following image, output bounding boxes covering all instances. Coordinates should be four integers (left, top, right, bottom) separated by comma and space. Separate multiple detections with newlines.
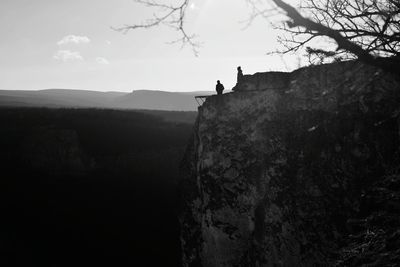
0, 89, 218, 111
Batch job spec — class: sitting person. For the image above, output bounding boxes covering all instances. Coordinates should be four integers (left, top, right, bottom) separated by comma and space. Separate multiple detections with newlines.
232, 66, 243, 91
237, 66, 243, 84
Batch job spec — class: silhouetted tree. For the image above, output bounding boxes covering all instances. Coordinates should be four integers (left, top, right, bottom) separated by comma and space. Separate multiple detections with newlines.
270, 0, 400, 73
117, 0, 400, 74
113, 0, 200, 56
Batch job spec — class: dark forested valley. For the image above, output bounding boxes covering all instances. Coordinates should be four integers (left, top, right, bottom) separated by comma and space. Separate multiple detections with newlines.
0, 107, 196, 267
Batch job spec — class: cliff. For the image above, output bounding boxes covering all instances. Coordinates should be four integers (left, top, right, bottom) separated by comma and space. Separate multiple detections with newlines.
179, 61, 400, 266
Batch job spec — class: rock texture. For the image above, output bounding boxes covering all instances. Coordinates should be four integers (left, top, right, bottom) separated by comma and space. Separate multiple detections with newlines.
179, 61, 400, 266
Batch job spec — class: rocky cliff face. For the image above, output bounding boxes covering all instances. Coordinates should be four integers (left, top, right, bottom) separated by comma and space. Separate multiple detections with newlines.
179, 61, 400, 266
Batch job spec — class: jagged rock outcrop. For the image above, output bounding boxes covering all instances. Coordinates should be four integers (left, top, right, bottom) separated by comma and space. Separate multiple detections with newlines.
179, 61, 400, 266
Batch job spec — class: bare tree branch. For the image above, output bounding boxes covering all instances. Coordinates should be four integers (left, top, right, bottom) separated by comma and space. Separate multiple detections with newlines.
270, 0, 400, 74
112, 0, 200, 56
115, 0, 400, 74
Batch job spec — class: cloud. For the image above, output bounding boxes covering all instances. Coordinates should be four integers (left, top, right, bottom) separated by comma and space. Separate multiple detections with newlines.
57, 35, 90, 45
96, 57, 110, 65
106, 40, 111, 45
53, 50, 83, 62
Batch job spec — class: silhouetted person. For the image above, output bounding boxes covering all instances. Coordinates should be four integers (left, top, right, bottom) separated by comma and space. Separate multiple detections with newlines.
216, 80, 224, 95
233, 66, 243, 91
237, 66, 243, 84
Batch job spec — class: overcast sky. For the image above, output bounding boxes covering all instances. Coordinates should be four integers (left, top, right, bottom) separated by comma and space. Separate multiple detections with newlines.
0, 0, 302, 92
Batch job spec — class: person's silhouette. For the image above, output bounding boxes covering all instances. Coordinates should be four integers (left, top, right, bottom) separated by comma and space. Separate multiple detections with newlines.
216, 80, 224, 95
232, 66, 243, 91
237, 66, 243, 84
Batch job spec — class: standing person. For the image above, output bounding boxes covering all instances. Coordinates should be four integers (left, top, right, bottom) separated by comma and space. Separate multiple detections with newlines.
216, 80, 224, 95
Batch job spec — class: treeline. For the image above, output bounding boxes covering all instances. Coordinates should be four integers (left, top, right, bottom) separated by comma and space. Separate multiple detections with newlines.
0, 107, 195, 267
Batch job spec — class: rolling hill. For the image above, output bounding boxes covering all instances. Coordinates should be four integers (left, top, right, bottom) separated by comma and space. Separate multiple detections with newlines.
0, 89, 216, 111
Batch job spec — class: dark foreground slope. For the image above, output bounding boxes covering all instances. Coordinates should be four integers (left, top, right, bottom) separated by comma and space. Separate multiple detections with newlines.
180, 61, 400, 266
0, 108, 195, 267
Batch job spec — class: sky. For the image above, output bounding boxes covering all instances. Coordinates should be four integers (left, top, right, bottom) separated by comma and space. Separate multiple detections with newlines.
0, 0, 303, 92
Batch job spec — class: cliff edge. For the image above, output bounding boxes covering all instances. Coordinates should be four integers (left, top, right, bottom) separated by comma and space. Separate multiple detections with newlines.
179, 61, 400, 266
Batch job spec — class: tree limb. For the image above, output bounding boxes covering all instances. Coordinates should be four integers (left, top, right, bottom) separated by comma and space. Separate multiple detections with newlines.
271, 0, 400, 74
